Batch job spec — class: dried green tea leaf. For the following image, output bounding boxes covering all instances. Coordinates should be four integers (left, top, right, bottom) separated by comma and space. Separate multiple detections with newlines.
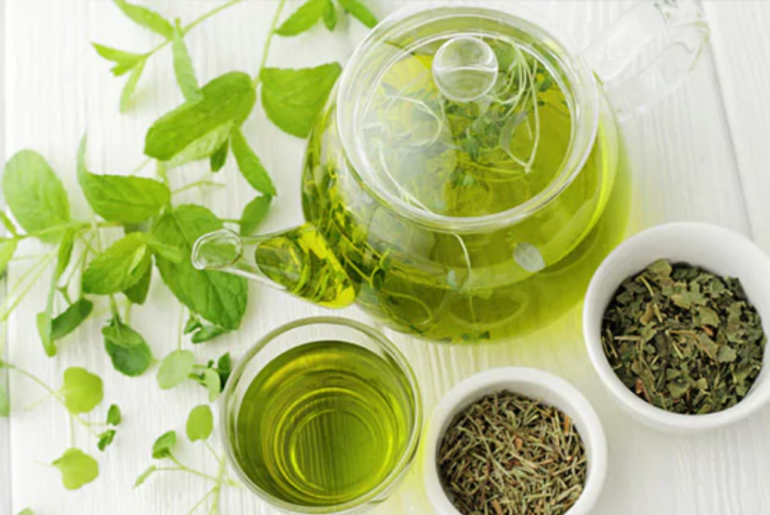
114, 0, 174, 39
260, 63, 342, 138
61, 367, 104, 414
171, 21, 202, 102
103, 319, 154, 377
52, 448, 99, 490
338, 0, 378, 28
3, 150, 71, 243
151, 430, 177, 459
152, 205, 248, 330
240, 195, 272, 236
186, 404, 214, 442
51, 299, 94, 340
230, 126, 276, 196
276, 0, 327, 36
78, 136, 170, 224
157, 350, 196, 390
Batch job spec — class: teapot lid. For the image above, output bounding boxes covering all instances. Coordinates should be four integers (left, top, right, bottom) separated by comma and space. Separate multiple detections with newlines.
336, 5, 599, 229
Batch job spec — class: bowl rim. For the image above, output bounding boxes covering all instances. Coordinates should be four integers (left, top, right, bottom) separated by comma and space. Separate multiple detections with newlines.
583, 222, 770, 431
423, 367, 608, 515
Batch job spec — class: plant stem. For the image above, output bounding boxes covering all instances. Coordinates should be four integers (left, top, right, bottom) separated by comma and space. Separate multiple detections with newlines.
0, 252, 57, 322
252, 0, 288, 86
173, 180, 225, 195
186, 487, 217, 515
130, 158, 153, 176
169, 455, 222, 484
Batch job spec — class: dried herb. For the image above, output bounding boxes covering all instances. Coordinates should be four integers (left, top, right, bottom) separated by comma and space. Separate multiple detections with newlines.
602, 259, 766, 414
438, 391, 587, 515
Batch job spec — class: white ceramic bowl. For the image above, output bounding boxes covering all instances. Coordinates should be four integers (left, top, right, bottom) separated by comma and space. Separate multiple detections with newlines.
423, 367, 607, 515
584, 222, 770, 433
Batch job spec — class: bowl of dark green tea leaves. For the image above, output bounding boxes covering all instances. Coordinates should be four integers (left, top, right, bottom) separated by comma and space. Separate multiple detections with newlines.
423, 367, 608, 515
584, 222, 770, 432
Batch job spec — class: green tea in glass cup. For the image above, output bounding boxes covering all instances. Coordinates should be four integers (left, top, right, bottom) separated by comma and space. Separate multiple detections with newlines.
222, 318, 422, 514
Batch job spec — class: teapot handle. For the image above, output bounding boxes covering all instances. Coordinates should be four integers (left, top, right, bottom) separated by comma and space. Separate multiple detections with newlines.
192, 224, 357, 309
584, 0, 710, 120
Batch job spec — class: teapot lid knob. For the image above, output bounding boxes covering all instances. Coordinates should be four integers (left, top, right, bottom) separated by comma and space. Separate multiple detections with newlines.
432, 36, 499, 102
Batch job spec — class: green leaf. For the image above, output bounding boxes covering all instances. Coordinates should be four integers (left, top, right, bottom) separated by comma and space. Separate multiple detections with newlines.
56, 230, 76, 279
203, 368, 220, 402
114, 0, 174, 39
97, 429, 117, 452
240, 196, 272, 236
230, 126, 276, 196
210, 139, 229, 173
134, 465, 157, 488
36, 312, 53, 358
152, 430, 177, 459
61, 367, 104, 414
52, 448, 99, 491
0, 239, 18, 275
77, 136, 170, 224
323, 0, 338, 30
157, 350, 196, 390
107, 404, 122, 426
92, 43, 146, 76
338, 0, 378, 28
145, 72, 257, 164
0, 211, 19, 236
124, 266, 152, 305
120, 58, 147, 113
260, 63, 342, 138
718, 345, 738, 363
186, 404, 214, 442
141, 235, 183, 263
16, 509, 34, 515
3, 150, 71, 243
217, 353, 232, 391
276, 0, 327, 36
102, 318, 154, 377
83, 234, 152, 294
191, 323, 229, 344
51, 298, 94, 340
171, 21, 202, 102
0, 382, 9, 417
152, 205, 248, 330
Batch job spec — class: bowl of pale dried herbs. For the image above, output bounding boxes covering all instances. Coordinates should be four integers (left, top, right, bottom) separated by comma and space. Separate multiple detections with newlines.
423, 367, 607, 515
584, 222, 770, 432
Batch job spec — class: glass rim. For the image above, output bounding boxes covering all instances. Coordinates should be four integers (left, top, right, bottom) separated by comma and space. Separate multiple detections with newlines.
221, 317, 424, 514
336, 3, 601, 233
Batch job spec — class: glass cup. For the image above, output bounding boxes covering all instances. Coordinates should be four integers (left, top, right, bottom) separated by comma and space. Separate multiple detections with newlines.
222, 317, 423, 514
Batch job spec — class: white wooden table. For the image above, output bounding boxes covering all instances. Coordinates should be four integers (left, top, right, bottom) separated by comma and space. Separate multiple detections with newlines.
3, 1, 770, 514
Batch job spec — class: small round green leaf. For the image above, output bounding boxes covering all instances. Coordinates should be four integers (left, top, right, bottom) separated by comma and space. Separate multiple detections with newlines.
51, 448, 99, 490
157, 350, 196, 390
152, 430, 177, 459
61, 367, 104, 414
107, 404, 122, 426
186, 404, 214, 442
17, 508, 35, 515
203, 368, 221, 403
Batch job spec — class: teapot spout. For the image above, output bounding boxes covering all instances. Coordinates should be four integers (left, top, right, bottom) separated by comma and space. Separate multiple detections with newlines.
192, 225, 357, 309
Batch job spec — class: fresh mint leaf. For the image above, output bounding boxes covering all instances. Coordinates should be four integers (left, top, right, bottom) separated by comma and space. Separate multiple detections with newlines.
3, 150, 71, 243
140, 235, 183, 263
260, 63, 341, 138
0, 382, 9, 417
134, 465, 157, 487
120, 58, 147, 113
92, 43, 146, 76
51, 299, 94, 340
152, 430, 177, 459
97, 429, 117, 452
276, 0, 327, 36
124, 266, 152, 305
114, 0, 174, 39
56, 230, 76, 279
203, 368, 220, 402
17, 509, 34, 515
52, 448, 99, 491
240, 195, 272, 236
0, 239, 18, 275
36, 312, 54, 358
77, 136, 170, 224
103, 318, 154, 377
145, 72, 256, 165
230, 126, 276, 196
171, 20, 202, 102
186, 405, 214, 442
82, 233, 152, 294
217, 353, 232, 390
61, 367, 104, 414
107, 404, 122, 426
157, 350, 196, 390
152, 205, 248, 330
338, 0, 378, 28
210, 139, 229, 173
323, 0, 338, 30
191, 323, 228, 344
0, 211, 19, 236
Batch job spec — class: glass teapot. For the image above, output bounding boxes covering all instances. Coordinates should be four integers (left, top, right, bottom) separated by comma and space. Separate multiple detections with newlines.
192, 1, 709, 343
